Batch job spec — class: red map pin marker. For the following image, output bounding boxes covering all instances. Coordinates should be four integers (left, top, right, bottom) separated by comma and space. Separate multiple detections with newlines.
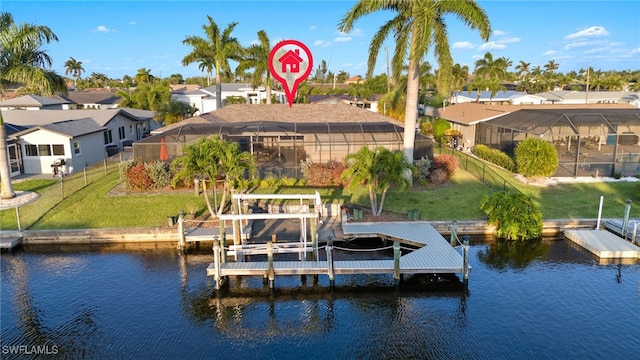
268, 40, 313, 107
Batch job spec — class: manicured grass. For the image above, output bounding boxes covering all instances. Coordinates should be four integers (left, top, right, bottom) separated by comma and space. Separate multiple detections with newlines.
2, 168, 638, 230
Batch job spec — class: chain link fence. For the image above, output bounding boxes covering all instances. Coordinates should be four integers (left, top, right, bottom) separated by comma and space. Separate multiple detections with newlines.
2, 152, 127, 231
436, 145, 521, 193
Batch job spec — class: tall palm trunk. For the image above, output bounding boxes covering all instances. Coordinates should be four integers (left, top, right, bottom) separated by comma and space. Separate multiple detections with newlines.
265, 76, 272, 104
403, 48, 419, 163
0, 113, 15, 199
201, 178, 217, 219
215, 73, 222, 109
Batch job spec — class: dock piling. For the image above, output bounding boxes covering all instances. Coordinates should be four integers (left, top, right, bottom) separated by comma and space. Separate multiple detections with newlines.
213, 239, 222, 290
177, 213, 186, 251
450, 220, 458, 246
393, 241, 400, 287
267, 241, 275, 289
326, 241, 335, 289
462, 235, 470, 286
622, 199, 632, 238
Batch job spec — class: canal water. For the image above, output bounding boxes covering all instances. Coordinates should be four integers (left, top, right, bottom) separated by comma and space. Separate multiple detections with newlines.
1, 238, 639, 359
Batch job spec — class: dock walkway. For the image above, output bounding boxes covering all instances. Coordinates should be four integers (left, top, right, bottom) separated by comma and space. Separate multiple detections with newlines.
207, 219, 469, 289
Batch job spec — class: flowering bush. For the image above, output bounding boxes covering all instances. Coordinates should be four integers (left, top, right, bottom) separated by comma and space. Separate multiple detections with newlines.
302, 160, 348, 187
432, 154, 458, 178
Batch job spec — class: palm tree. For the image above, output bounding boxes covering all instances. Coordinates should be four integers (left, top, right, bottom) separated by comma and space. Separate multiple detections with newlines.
64, 57, 84, 90
172, 136, 254, 219
182, 16, 244, 110
236, 30, 272, 104
342, 146, 411, 216
0, 12, 67, 199
450, 63, 469, 103
544, 59, 559, 74
473, 52, 508, 99
339, 0, 491, 164
515, 60, 531, 81
135, 68, 153, 84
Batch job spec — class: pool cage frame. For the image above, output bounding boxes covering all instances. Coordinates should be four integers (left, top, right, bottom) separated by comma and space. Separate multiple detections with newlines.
133, 121, 433, 179
475, 108, 640, 177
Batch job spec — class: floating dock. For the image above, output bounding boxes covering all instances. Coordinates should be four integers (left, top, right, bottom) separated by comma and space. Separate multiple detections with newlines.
564, 229, 640, 259
0, 235, 22, 250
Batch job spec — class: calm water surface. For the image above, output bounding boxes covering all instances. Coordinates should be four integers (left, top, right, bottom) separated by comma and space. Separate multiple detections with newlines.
1, 239, 639, 359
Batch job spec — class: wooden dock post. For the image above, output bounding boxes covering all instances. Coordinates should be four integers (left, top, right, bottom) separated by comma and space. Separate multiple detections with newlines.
450, 220, 458, 246
393, 241, 401, 287
462, 235, 470, 286
213, 239, 222, 290
177, 213, 186, 251
267, 241, 275, 289
326, 241, 335, 289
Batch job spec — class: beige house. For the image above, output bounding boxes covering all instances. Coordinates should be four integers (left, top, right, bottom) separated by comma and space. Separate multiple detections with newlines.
136, 103, 433, 178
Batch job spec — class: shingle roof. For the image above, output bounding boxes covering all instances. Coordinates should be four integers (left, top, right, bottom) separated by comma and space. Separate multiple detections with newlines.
428, 102, 638, 125
0, 108, 151, 127
0, 94, 72, 107
13, 118, 106, 138
63, 92, 122, 105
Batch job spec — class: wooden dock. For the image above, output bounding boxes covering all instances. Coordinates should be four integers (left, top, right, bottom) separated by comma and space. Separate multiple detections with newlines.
564, 229, 640, 259
207, 220, 469, 290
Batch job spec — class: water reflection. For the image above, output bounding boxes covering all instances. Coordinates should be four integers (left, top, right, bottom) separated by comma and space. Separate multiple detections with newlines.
2, 240, 638, 359
477, 239, 551, 270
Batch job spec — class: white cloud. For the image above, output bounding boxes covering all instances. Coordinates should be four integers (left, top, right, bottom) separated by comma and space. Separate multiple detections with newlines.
543, 50, 559, 56
564, 26, 609, 40
498, 37, 521, 44
582, 47, 609, 54
333, 36, 352, 42
492, 30, 507, 36
314, 40, 332, 47
478, 41, 506, 51
452, 41, 475, 50
564, 40, 606, 50
309, 25, 317, 31
93, 25, 115, 33
337, 28, 363, 36
129, 21, 137, 26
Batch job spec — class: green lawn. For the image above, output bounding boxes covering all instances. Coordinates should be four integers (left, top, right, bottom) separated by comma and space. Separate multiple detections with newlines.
1, 168, 638, 231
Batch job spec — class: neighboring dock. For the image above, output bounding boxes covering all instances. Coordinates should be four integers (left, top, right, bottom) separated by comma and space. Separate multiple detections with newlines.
0, 234, 22, 250
603, 218, 640, 242
564, 229, 640, 260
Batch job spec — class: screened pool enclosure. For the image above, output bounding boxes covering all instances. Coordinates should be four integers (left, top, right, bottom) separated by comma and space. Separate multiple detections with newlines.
133, 121, 433, 179
476, 108, 640, 177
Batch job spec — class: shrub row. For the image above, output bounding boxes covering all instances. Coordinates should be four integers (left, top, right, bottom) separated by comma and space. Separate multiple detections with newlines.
473, 144, 516, 172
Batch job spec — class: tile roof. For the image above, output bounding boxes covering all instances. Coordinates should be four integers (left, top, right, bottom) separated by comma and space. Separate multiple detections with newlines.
200, 103, 402, 125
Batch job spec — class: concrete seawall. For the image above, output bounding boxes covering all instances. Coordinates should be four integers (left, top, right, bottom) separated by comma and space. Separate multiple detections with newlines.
7, 218, 603, 246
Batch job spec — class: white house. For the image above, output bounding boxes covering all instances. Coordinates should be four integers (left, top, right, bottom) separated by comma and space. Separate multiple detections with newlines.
2, 107, 157, 176
12, 119, 107, 175
171, 83, 285, 115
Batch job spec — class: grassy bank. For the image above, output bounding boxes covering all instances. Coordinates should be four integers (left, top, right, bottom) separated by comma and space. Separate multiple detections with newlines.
1, 168, 638, 231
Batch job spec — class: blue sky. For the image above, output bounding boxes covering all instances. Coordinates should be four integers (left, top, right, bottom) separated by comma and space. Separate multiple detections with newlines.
4, 0, 640, 80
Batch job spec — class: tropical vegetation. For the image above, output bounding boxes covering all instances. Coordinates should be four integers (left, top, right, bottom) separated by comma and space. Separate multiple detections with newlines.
480, 190, 544, 241
341, 146, 412, 216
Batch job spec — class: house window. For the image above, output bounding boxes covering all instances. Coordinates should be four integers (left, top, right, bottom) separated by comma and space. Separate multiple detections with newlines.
52, 144, 65, 156
129, 125, 133, 135
104, 130, 113, 144
119, 126, 126, 140
38, 144, 52, 156
74, 141, 81, 155
25, 144, 38, 157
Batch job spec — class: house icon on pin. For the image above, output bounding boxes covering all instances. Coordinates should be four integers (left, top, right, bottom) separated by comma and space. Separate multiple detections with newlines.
278, 49, 303, 73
